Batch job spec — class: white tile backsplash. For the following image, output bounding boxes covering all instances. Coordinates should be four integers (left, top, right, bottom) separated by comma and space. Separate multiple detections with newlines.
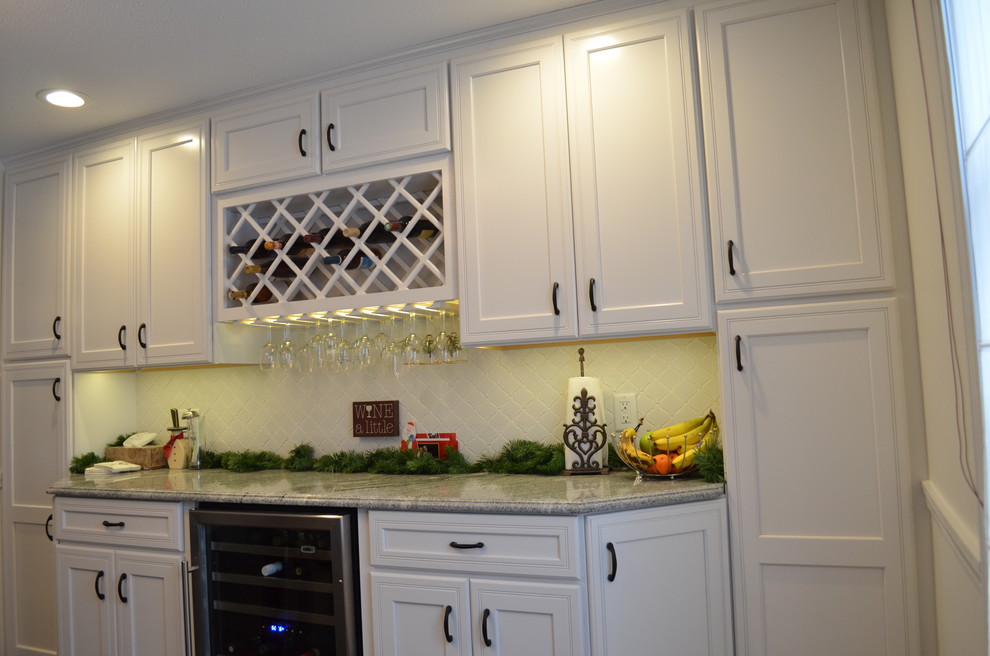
133, 335, 720, 461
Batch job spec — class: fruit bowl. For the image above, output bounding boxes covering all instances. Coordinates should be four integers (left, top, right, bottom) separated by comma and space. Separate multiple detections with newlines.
611, 411, 718, 480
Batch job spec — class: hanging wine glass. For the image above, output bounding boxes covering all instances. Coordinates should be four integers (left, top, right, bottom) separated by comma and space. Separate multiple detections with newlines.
276, 325, 294, 372
259, 324, 276, 371
402, 309, 423, 366
379, 313, 403, 378
421, 309, 440, 364
297, 324, 316, 374
336, 317, 355, 371
353, 317, 373, 369
321, 319, 340, 373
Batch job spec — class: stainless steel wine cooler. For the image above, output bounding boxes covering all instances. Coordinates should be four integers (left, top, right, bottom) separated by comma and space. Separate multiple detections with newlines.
189, 506, 360, 655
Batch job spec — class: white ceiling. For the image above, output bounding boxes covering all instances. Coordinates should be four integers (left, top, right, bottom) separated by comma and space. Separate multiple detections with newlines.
0, 0, 599, 163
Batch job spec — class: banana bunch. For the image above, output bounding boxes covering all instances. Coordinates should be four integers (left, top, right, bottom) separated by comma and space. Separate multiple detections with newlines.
642, 411, 715, 454
617, 420, 653, 470
670, 412, 719, 469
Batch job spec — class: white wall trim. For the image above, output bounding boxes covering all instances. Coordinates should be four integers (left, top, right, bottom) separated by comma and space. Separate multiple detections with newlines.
923, 479, 981, 581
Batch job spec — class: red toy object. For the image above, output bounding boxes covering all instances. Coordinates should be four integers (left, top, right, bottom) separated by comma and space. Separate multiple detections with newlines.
399, 432, 459, 458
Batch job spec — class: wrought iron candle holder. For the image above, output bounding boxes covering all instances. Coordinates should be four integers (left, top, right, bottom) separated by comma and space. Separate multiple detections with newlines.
562, 348, 609, 475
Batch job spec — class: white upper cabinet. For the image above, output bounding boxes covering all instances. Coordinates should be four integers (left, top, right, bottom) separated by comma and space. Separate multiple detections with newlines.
2, 156, 71, 360
211, 92, 321, 193
211, 62, 451, 193
452, 37, 578, 345
136, 123, 212, 367
73, 120, 215, 370
696, 0, 894, 301
321, 62, 451, 174
72, 140, 137, 369
566, 9, 712, 336
453, 7, 713, 346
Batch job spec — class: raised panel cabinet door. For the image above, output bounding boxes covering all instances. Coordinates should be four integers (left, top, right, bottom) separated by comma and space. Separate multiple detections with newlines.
137, 121, 211, 366
719, 299, 918, 655
56, 545, 117, 656
2, 156, 71, 360
696, 0, 894, 301
211, 92, 321, 192
585, 499, 733, 656
72, 140, 137, 369
2, 360, 70, 656
114, 551, 185, 656
470, 578, 586, 656
371, 571, 471, 656
566, 8, 713, 336
322, 62, 451, 173
452, 37, 578, 345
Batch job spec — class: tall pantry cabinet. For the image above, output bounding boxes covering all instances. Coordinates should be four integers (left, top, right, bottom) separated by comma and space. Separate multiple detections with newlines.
1, 153, 74, 655
696, 0, 917, 654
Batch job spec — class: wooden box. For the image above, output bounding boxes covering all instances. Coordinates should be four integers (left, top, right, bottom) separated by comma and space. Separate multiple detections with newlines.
104, 446, 166, 470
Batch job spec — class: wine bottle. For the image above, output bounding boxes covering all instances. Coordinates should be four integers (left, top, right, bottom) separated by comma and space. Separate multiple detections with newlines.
260, 561, 283, 576
302, 226, 362, 248
228, 283, 275, 304
323, 253, 376, 270
244, 255, 312, 277
228, 237, 266, 254
385, 215, 439, 239
263, 233, 313, 255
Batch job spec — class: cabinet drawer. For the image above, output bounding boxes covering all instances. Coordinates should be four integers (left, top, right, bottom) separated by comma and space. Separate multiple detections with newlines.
369, 510, 583, 578
54, 497, 184, 551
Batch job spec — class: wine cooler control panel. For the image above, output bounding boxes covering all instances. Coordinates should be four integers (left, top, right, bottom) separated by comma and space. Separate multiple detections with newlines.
217, 157, 455, 321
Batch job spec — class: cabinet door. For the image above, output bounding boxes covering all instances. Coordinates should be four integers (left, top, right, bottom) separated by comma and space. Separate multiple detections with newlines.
2, 360, 70, 656
566, 9, 713, 336
137, 122, 211, 366
211, 92, 321, 192
696, 0, 894, 301
371, 571, 470, 656
56, 545, 116, 656
322, 62, 450, 173
471, 578, 586, 656
719, 300, 917, 655
115, 550, 185, 656
72, 140, 136, 369
452, 37, 578, 345
585, 500, 733, 656
2, 156, 71, 360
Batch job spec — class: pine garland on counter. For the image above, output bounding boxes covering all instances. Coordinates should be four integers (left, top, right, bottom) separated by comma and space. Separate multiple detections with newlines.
69, 439, 634, 477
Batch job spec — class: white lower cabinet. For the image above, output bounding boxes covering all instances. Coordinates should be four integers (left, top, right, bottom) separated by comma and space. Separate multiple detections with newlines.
53, 498, 189, 656
368, 510, 587, 656
372, 571, 584, 656
586, 500, 733, 655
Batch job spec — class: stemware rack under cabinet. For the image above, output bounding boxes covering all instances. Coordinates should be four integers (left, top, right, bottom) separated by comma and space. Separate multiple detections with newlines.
216, 157, 455, 322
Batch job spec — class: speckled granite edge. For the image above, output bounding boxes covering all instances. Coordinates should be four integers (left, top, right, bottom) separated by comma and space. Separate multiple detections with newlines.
49, 469, 724, 515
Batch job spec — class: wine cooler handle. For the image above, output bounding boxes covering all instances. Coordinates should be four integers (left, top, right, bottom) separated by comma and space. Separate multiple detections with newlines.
117, 573, 128, 603
735, 335, 743, 372
552, 282, 560, 316
94, 570, 106, 601
181, 561, 194, 656
482, 608, 493, 647
45, 514, 53, 542
52, 377, 61, 402
326, 123, 337, 151
297, 129, 307, 157
52, 315, 62, 340
727, 240, 736, 276
589, 278, 598, 312
138, 323, 147, 349
117, 325, 127, 351
449, 541, 484, 550
606, 541, 617, 582
443, 605, 453, 643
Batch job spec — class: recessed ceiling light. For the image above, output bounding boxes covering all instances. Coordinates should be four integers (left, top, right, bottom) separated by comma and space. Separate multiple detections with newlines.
37, 89, 87, 108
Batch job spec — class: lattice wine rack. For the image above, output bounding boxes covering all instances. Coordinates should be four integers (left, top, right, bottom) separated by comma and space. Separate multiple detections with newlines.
217, 159, 454, 321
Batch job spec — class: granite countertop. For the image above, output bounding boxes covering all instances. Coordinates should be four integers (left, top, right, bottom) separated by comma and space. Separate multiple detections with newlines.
49, 468, 724, 515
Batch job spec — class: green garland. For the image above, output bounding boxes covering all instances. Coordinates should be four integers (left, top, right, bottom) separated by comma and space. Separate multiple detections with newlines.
73, 439, 633, 478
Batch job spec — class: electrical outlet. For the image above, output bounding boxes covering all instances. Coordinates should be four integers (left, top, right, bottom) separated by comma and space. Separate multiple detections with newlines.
613, 393, 638, 431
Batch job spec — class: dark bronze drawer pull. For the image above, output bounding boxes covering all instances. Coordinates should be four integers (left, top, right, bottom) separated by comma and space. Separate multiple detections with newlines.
102, 520, 125, 528
449, 541, 484, 550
